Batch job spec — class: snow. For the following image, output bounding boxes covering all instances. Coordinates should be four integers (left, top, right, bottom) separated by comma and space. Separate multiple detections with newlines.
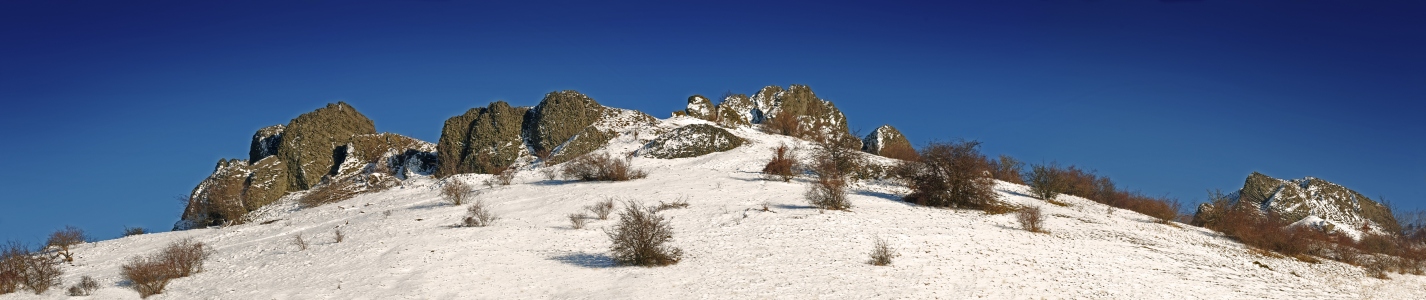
10, 119, 1425, 299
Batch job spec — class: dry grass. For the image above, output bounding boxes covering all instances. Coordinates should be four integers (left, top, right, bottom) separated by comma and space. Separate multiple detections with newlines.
654, 198, 691, 212
868, 237, 898, 266
562, 152, 647, 182
606, 201, 682, 267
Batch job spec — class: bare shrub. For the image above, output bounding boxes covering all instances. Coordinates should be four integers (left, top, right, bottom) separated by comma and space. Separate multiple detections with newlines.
569, 213, 588, 229
897, 140, 1000, 210
1018, 206, 1047, 233
763, 110, 801, 137
161, 239, 209, 277
463, 200, 498, 227
292, 235, 307, 251
0, 242, 22, 294
65, 275, 98, 296
1025, 163, 1067, 203
606, 201, 683, 267
587, 198, 616, 220
123, 226, 147, 237
762, 143, 797, 182
489, 166, 516, 186
539, 165, 560, 181
808, 134, 866, 182
299, 177, 360, 208
868, 237, 898, 266
655, 197, 690, 212
987, 154, 1025, 184
879, 143, 920, 161
333, 229, 345, 243
121, 255, 173, 298
440, 179, 473, 206
805, 176, 851, 210
1, 242, 62, 295
562, 152, 647, 182
46, 226, 86, 263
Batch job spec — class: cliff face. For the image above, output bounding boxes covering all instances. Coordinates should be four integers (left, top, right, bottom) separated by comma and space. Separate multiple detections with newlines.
275, 102, 377, 192
862, 125, 915, 160
1195, 172, 1400, 238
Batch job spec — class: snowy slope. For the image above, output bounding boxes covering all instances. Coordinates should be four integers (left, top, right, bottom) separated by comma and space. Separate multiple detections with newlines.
9, 120, 1425, 300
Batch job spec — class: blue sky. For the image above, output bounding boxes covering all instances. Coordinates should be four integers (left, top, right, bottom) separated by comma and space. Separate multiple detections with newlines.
1, 0, 1423, 242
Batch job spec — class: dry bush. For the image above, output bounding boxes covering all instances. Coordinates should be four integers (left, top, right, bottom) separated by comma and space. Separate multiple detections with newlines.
292, 235, 307, 251
868, 236, 898, 266
65, 275, 98, 296
987, 154, 1025, 184
1018, 206, 1047, 233
569, 213, 588, 229
46, 226, 86, 263
123, 226, 147, 237
562, 152, 647, 182
463, 200, 498, 227
333, 229, 344, 243
161, 239, 209, 277
805, 176, 851, 210
1, 242, 62, 295
763, 110, 801, 137
762, 143, 797, 182
588, 198, 616, 220
897, 140, 1000, 210
486, 166, 516, 186
0, 242, 22, 294
1025, 163, 1067, 203
808, 134, 866, 182
299, 177, 360, 208
654, 198, 691, 211
539, 165, 560, 181
879, 144, 920, 161
440, 179, 473, 206
606, 201, 682, 267
121, 255, 172, 298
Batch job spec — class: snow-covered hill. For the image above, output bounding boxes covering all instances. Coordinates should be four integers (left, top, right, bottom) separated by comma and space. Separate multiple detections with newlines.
9, 118, 1425, 299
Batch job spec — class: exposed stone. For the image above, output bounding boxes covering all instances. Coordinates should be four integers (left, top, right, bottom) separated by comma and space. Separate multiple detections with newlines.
524, 91, 607, 156
1195, 172, 1401, 238
243, 156, 288, 211
547, 126, 616, 164
862, 125, 916, 160
275, 102, 377, 192
713, 93, 752, 127
436, 101, 529, 176
684, 95, 715, 120
176, 159, 255, 230
249, 125, 284, 162
640, 124, 745, 159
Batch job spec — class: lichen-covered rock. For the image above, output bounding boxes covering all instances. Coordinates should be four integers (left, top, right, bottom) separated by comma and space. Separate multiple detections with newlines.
640, 124, 745, 159
684, 95, 715, 120
243, 156, 287, 211
547, 126, 616, 164
275, 102, 377, 191
436, 102, 529, 176
524, 90, 607, 156
176, 159, 255, 230
1195, 172, 1401, 238
862, 125, 915, 160
713, 93, 752, 127
249, 125, 284, 162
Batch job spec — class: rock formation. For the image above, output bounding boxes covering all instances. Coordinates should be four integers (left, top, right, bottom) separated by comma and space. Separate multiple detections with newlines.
1194, 172, 1400, 238
862, 125, 916, 160
640, 124, 746, 159
436, 101, 529, 176
275, 102, 377, 191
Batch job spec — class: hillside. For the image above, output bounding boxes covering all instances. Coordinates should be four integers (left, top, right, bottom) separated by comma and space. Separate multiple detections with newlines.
5, 117, 1424, 299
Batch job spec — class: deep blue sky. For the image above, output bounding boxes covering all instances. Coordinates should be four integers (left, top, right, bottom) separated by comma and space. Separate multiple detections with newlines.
2, 0, 1423, 242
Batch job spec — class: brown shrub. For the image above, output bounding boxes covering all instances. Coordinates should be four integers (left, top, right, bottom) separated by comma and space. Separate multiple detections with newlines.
161, 239, 210, 277
1025, 163, 1067, 203
987, 155, 1024, 184
121, 255, 173, 298
569, 213, 588, 229
868, 236, 898, 266
588, 198, 616, 220
463, 200, 498, 227
1018, 206, 1047, 233
1, 242, 61, 295
879, 144, 920, 161
806, 175, 851, 210
486, 166, 516, 186
0, 242, 22, 295
291, 234, 307, 251
65, 275, 98, 296
123, 226, 147, 237
440, 179, 473, 206
46, 226, 86, 263
808, 133, 866, 182
762, 143, 797, 182
562, 152, 647, 182
606, 201, 682, 267
654, 198, 690, 211
898, 140, 1000, 210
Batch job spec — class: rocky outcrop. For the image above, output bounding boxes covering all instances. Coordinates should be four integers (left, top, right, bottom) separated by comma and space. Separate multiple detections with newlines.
275, 102, 377, 191
436, 101, 530, 176
862, 125, 916, 160
243, 156, 288, 211
640, 124, 745, 159
699, 85, 856, 145
249, 125, 284, 162
177, 159, 258, 230
684, 95, 715, 120
524, 91, 607, 157
1195, 172, 1400, 238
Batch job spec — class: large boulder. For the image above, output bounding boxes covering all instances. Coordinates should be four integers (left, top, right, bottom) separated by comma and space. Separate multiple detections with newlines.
524, 91, 607, 157
275, 102, 377, 191
862, 125, 916, 160
684, 95, 715, 120
711, 85, 856, 145
249, 125, 284, 162
1194, 172, 1400, 238
546, 108, 657, 164
640, 124, 746, 159
176, 159, 255, 230
712, 93, 753, 127
243, 156, 288, 211
436, 101, 529, 176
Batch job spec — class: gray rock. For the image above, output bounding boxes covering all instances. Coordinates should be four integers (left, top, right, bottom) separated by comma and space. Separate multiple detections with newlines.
249, 125, 284, 162
862, 125, 915, 160
684, 95, 715, 120
524, 90, 607, 157
436, 101, 529, 176
640, 124, 746, 159
275, 102, 377, 191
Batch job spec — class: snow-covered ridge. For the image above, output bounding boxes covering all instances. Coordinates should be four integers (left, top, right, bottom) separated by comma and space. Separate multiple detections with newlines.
18, 116, 1424, 300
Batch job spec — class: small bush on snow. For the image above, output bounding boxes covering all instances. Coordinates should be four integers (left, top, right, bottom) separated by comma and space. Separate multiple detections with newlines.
896, 140, 1001, 210
587, 198, 616, 220
562, 152, 647, 182
120, 239, 210, 298
606, 201, 682, 267
464, 200, 498, 227
868, 237, 898, 266
66, 276, 98, 296
1018, 206, 1047, 234
761, 143, 796, 182
440, 179, 474, 206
